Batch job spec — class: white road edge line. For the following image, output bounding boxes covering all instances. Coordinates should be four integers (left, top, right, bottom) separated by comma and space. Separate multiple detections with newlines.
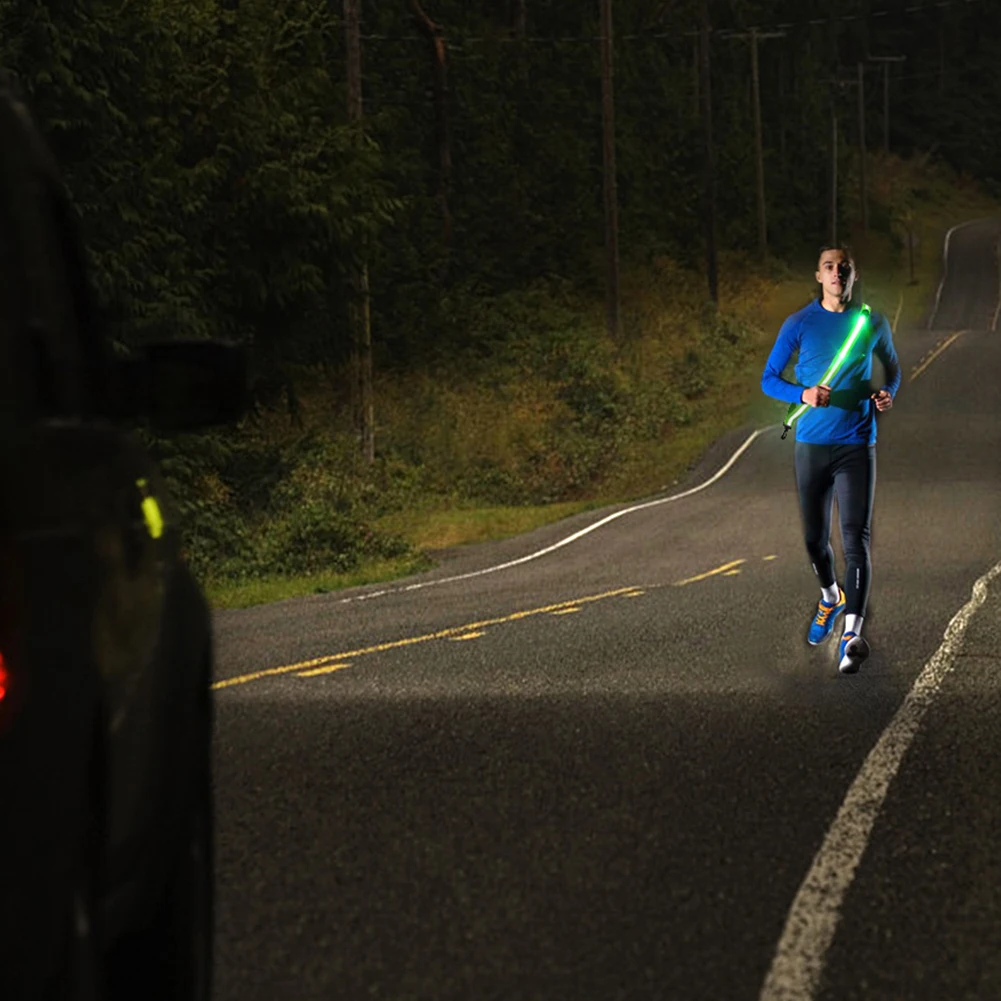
341, 217, 990, 608
928, 219, 978, 330
759, 556, 1001, 1001
340, 425, 777, 603
993, 235, 1001, 333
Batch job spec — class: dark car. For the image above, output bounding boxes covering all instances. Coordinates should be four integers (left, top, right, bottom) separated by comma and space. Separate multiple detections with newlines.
0, 85, 243, 999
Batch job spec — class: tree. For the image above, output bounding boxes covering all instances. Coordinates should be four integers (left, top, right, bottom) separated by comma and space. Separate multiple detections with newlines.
407, 0, 453, 278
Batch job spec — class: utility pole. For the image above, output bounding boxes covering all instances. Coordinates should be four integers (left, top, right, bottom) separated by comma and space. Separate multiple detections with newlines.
724, 26, 785, 258
868, 55, 906, 153
599, 0, 621, 340
692, 35, 699, 118
830, 94, 838, 245
857, 61, 868, 234
699, 0, 717, 305
344, 0, 374, 463
827, 69, 867, 238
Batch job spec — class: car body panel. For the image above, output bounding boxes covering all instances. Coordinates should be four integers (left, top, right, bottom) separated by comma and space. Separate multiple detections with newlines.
0, 81, 216, 997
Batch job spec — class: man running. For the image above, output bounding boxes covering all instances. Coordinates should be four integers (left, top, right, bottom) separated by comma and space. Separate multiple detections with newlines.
761, 245, 901, 674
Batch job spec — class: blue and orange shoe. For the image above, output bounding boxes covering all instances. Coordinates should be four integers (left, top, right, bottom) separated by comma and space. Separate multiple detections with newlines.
808, 587, 846, 645
838, 632, 870, 675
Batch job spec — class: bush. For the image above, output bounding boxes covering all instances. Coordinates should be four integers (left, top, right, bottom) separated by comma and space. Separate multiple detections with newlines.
149, 425, 415, 585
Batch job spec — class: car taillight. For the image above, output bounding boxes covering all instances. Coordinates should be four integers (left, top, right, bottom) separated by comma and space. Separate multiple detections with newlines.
0, 653, 7, 703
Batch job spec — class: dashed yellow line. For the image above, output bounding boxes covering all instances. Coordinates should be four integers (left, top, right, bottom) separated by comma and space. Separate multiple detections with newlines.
910, 331, 964, 382
672, 559, 747, 587
212, 586, 642, 691
214, 558, 783, 693
298, 662, 351, 678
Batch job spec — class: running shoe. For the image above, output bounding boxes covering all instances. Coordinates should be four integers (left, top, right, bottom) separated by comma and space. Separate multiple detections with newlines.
807, 587, 845, 645
838, 632, 870, 675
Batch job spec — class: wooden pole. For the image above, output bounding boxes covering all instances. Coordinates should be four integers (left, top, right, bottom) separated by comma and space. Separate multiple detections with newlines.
831, 94, 838, 246
882, 61, 889, 153
600, 0, 621, 339
692, 36, 699, 118
868, 56, 906, 154
345, 0, 374, 462
699, 1, 717, 305
409, 1, 453, 265
857, 61, 868, 234
750, 28, 766, 257
725, 28, 785, 259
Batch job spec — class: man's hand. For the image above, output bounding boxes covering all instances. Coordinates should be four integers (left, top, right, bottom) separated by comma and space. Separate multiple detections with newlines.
801, 384, 831, 408
871, 389, 893, 412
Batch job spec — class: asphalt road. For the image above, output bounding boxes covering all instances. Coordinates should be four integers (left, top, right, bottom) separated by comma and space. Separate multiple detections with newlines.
211, 217, 1001, 1001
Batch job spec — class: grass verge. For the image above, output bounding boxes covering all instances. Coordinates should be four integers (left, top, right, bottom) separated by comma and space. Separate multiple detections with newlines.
205, 553, 435, 610
200, 153, 1001, 610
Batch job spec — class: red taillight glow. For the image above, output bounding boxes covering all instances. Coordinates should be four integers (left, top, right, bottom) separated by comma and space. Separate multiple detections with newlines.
0, 654, 7, 703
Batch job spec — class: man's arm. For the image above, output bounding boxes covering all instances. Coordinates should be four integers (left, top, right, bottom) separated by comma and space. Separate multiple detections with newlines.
873, 315, 902, 398
761, 316, 806, 405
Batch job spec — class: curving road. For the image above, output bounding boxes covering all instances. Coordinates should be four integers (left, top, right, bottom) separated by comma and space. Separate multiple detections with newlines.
211, 217, 1001, 1001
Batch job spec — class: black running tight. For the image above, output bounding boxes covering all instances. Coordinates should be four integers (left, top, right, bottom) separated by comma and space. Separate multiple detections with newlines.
794, 442, 876, 617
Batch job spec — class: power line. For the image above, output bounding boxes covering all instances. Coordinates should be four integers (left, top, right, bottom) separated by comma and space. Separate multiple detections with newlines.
357, 0, 985, 46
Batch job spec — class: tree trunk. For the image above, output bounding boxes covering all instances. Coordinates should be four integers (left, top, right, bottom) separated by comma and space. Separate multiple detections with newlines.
408, 0, 453, 272
345, 0, 374, 463
600, 0, 621, 341
699, 0, 717, 305
512, 0, 526, 39
512, 0, 528, 77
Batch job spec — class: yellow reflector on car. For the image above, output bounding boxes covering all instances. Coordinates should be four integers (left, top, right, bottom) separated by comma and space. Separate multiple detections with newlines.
136, 478, 165, 539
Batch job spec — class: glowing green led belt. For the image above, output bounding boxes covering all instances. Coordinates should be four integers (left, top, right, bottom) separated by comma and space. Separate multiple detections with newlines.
781, 303, 871, 440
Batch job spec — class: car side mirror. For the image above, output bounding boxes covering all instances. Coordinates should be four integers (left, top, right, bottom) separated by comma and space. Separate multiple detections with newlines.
109, 340, 248, 431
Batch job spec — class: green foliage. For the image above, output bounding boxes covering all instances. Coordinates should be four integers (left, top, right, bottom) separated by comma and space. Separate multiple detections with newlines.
4, 0, 1001, 591
142, 425, 410, 584
5, 0, 1000, 368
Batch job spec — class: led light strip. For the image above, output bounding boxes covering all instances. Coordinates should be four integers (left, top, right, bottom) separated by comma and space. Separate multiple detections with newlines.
781, 304, 871, 440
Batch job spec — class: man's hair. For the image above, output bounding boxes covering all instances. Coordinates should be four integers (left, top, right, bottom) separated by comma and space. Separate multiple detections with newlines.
817, 242, 855, 264
816, 243, 857, 300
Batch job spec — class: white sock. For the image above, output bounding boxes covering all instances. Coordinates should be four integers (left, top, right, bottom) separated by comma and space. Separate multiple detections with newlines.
821, 583, 840, 604
845, 614, 863, 635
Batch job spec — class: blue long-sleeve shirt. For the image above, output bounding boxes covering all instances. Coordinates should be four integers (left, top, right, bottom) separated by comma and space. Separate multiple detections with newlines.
761, 298, 901, 445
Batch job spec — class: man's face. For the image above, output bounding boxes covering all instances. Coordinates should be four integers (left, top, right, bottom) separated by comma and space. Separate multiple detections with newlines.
816, 250, 856, 300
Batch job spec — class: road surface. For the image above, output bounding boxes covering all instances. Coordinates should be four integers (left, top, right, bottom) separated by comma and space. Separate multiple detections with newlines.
211, 218, 1001, 1001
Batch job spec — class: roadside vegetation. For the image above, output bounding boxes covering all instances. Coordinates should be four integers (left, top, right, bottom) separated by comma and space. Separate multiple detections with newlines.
187, 152, 999, 609
4, 2, 998, 609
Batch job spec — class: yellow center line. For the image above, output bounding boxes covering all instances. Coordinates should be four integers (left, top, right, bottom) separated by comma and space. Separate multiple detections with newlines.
298, 662, 351, 678
551, 608, 581, 615
763, 555, 778, 561
910, 330, 964, 382
449, 631, 485, 641
212, 586, 641, 691
672, 559, 747, 587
